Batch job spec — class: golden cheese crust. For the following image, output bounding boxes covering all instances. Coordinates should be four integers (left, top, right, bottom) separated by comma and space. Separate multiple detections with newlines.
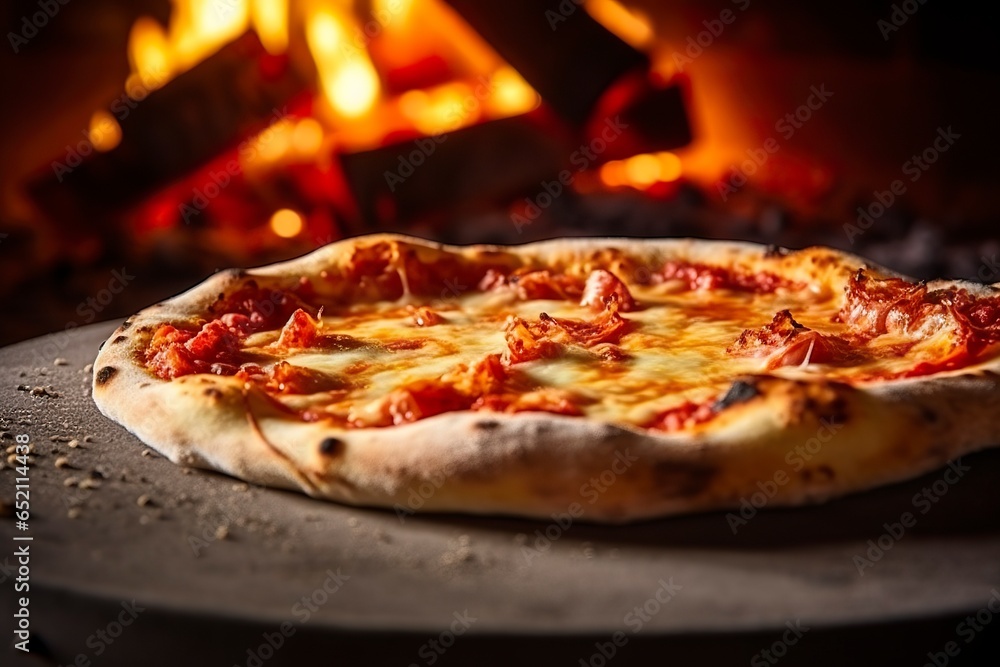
91, 235, 1000, 522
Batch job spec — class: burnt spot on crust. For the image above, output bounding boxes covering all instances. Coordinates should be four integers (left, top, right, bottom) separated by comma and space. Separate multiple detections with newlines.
319, 437, 344, 456
474, 420, 501, 430
120, 320, 132, 330
713, 379, 760, 412
819, 396, 850, 426
139, 383, 151, 389
95, 366, 118, 386
650, 460, 716, 499
112, 335, 128, 345
204, 387, 223, 399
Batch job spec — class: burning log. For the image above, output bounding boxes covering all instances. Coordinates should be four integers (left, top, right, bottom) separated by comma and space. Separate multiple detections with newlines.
27, 32, 309, 229
441, 0, 648, 126
338, 115, 568, 229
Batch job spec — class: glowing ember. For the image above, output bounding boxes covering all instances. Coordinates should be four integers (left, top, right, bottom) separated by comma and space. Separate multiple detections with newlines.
269, 208, 303, 237
88, 111, 122, 152
601, 152, 683, 189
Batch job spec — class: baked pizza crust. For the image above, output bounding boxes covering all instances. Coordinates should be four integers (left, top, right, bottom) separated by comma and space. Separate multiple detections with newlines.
91, 235, 1000, 523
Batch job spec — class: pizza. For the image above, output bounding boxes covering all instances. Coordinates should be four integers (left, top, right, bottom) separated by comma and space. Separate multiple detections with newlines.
91, 234, 1000, 522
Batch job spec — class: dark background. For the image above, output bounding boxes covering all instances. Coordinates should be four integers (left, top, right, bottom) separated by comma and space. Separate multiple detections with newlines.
0, 0, 998, 347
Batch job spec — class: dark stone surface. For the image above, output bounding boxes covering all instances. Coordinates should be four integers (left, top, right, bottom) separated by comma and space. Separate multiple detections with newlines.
2, 322, 1000, 666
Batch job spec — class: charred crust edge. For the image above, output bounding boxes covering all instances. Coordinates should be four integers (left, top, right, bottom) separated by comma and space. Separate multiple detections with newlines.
713, 379, 761, 412
95, 366, 118, 386
112, 335, 128, 345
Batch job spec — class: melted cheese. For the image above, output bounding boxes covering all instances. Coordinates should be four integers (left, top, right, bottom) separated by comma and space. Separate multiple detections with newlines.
239, 282, 971, 428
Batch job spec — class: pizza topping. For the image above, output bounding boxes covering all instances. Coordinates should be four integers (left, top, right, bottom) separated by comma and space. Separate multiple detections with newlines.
580, 269, 637, 311
343, 241, 405, 300
146, 322, 244, 379
277, 309, 321, 349
239, 361, 347, 395
409, 305, 445, 327
836, 272, 1000, 378
655, 260, 799, 293
502, 316, 562, 364
836, 271, 936, 338
347, 380, 470, 427
478, 268, 508, 292
210, 282, 311, 334
729, 310, 860, 369
472, 387, 585, 416
481, 269, 586, 302
646, 400, 716, 432
502, 300, 631, 365
137, 241, 1000, 433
